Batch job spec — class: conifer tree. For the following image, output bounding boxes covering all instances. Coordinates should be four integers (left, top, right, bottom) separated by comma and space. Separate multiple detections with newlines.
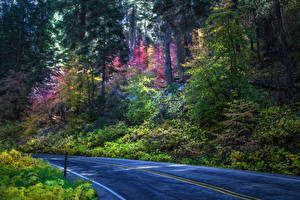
57, 0, 129, 115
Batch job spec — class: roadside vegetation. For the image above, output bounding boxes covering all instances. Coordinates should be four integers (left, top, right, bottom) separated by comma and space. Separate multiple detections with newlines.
1, 0, 300, 181
0, 150, 97, 200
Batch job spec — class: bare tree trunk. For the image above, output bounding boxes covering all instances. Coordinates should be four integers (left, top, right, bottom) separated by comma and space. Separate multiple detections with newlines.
164, 23, 173, 86
129, 5, 136, 57
91, 68, 95, 108
101, 61, 106, 107
16, 0, 25, 70
274, 0, 294, 89
175, 31, 185, 82
80, 0, 86, 40
250, 36, 254, 52
87, 72, 92, 116
255, 24, 262, 63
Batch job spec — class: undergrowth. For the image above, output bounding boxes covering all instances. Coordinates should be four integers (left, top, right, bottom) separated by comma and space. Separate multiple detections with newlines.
13, 101, 300, 176
0, 150, 97, 200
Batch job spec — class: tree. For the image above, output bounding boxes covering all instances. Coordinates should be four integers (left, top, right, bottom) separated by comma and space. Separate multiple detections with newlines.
57, 0, 129, 117
0, 70, 27, 121
274, 0, 294, 90
0, 0, 57, 88
185, 1, 254, 122
153, 0, 210, 82
238, 0, 299, 102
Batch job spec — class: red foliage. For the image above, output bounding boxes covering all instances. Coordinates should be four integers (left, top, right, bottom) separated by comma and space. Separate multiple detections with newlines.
110, 40, 177, 88
146, 43, 177, 87
129, 41, 148, 73
29, 69, 67, 121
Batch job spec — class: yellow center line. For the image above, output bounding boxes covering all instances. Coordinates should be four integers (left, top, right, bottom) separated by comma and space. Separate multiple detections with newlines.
69, 158, 261, 200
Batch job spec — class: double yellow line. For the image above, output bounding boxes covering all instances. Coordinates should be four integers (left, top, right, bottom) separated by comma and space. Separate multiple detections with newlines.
70, 158, 260, 200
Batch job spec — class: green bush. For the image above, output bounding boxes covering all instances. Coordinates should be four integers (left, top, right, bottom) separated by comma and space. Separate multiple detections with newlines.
85, 121, 129, 148
149, 90, 185, 124
0, 150, 97, 200
214, 100, 259, 157
255, 106, 300, 151
0, 121, 23, 138
230, 148, 300, 175
17, 104, 300, 176
125, 75, 158, 124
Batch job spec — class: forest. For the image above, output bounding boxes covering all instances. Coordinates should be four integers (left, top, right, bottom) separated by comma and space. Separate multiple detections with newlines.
0, 1, 300, 196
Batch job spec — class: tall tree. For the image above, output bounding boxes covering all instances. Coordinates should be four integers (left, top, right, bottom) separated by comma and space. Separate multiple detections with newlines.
0, 0, 57, 121
57, 0, 128, 116
0, 0, 57, 88
153, 0, 210, 82
274, 0, 294, 90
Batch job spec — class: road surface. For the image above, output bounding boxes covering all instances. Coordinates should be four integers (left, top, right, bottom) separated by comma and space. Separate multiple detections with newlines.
33, 154, 300, 200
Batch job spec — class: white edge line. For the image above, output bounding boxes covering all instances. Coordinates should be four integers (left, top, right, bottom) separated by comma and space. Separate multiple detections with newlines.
49, 163, 126, 200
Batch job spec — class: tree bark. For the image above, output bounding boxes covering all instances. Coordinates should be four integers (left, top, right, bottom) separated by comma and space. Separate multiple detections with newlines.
255, 24, 262, 63
91, 68, 95, 108
250, 36, 254, 52
101, 61, 106, 106
164, 23, 173, 86
129, 5, 136, 57
175, 31, 185, 82
274, 0, 294, 89
80, 0, 86, 41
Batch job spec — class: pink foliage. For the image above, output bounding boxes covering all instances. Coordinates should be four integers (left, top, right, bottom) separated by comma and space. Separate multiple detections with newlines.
110, 40, 177, 88
16, 137, 30, 146
129, 41, 148, 73
143, 42, 177, 87
29, 69, 66, 119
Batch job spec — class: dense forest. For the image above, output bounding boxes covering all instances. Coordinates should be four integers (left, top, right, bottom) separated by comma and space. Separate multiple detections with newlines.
1, 0, 300, 183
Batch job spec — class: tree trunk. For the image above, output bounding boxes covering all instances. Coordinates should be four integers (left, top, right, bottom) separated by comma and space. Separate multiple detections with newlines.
274, 0, 294, 89
80, 0, 86, 40
91, 68, 95, 108
129, 5, 136, 57
16, 0, 25, 71
250, 36, 254, 52
87, 72, 92, 116
101, 62, 106, 106
255, 24, 262, 63
175, 31, 185, 82
164, 25, 173, 86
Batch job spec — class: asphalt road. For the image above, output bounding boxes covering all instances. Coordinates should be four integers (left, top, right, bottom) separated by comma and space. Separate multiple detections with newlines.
33, 154, 300, 200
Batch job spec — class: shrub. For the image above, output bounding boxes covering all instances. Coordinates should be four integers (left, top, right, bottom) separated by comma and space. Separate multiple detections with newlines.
214, 100, 259, 157
0, 121, 23, 138
255, 106, 300, 152
125, 75, 158, 124
230, 148, 300, 175
184, 2, 256, 123
0, 150, 97, 200
149, 90, 185, 124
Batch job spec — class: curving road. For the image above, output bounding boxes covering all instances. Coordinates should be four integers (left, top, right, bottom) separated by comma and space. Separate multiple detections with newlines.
33, 154, 300, 200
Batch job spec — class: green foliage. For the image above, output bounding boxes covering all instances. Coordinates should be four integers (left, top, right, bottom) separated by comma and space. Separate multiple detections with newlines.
255, 106, 300, 151
184, 1, 256, 123
0, 121, 23, 139
60, 62, 89, 116
84, 121, 129, 148
0, 150, 97, 200
230, 148, 300, 175
105, 93, 128, 122
125, 75, 158, 124
0, 121, 24, 152
210, 102, 300, 175
23, 114, 43, 137
0, 1, 56, 84
149, 89, 185, 123
0, 71, 28, 121
214, 100, 260, 157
